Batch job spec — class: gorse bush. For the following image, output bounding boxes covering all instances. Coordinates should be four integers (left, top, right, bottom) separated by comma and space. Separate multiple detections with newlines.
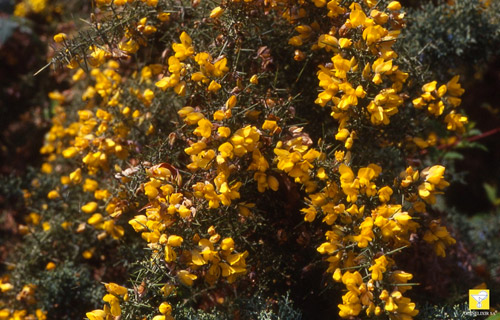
1, 0, 489, 319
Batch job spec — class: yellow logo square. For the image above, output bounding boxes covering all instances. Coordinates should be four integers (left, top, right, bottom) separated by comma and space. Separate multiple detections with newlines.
469, 289, 490, 310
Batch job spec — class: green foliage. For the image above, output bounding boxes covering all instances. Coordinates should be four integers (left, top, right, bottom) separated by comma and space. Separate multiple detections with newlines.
170, 292, 302, 320
31, 262, 105, 320
450, 209, 500, 283
237, 293, 303, 320
0, 173, 23, 207
487, 313, 500, 320
416, 302, 470, 320
172, 306, 228, 320
398, 0, 500, 81
484, 183, 500, 207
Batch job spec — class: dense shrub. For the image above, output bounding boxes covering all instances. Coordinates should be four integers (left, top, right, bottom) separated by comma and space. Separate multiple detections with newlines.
1, 0, 497, 319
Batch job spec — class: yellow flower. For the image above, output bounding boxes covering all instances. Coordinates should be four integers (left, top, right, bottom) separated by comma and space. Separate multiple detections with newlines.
353, 217, 374, 248
301, 206, 317, 222
335, 128, 350, 141
29, 0, 48, 13
95, 189, 112, 200
230, 126, 260, 157
144, 183, 159, 199
158, 12, 171, 21
341, 271, 363, 291
160, 284, 175, 297
394, 296, 419, 317
28, 212, 41, 225
331, 54, 351, 79
177, 270, 197, 286
82, 202, 98, 214
419, 165, 449, 204
156, 74, 180, 90
349, 3, 367, 28
210, 6, 224, 19
288, 36, 303, 46
88, 46, 107, 67
159, 302, 172, 315
129, 215, 148, 232
391, 271, 414, 292
312, 0, 326, 6
332, 268, 342, 282
103, 294, 121, 316
217, 127, 231, 138
427, 101, 445, 116
220, 237, 234, 251
178, 205, 192, 218
83, 179, 99, 192
88, 213, 103, 226
267, 175, 279, 191
423, 220, 456, 257
225, 95, 237, 109
422, 80, 437, 94
317, 167, 328, 180
167, 235, 184, 247
42, 222, 51, 231
47, 190, 60, 199
387, 1, 402, 10
445, 112, 468, 133
14, 3, 27, 17
339, 38, 352, 48
172, 32, 194, 60
185, 111, 205, 125
368, 255, 388, 280
370, 9, 389, 25
372, 58, 392, 81
218, 142, 234, 161
208, 80, 221, 92
86, 310, 106, 320
250, 75, 259, 84
362, 25, 387, 45
377, 186, 393, 202
193, 118, 213, 138
294, 50, 306, 61
41, 162, 52, 173
45, 262, 56, 270
317, 34, 338, 51
338, 293, 362, 317
446, 75, 465, 96
53, 33, 67, 43
317, 242, 336, 255
262, 120, 278, 132
95, 0, 112, 5
69, 168, 82, 184
105, 283, 128, 296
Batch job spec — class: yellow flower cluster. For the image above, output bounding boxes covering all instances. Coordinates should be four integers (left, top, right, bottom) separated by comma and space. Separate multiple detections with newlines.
0, 282, 47, 320
306, 1, 409, 147
301, 161, 447, 317
413, 76, 467, 133
1, 0, 469, 318
249, 0, 463, 318
127, 161, 249, 288
13, 0, 48, 17
283, 0, 468, 153
86, 283, 128, 319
